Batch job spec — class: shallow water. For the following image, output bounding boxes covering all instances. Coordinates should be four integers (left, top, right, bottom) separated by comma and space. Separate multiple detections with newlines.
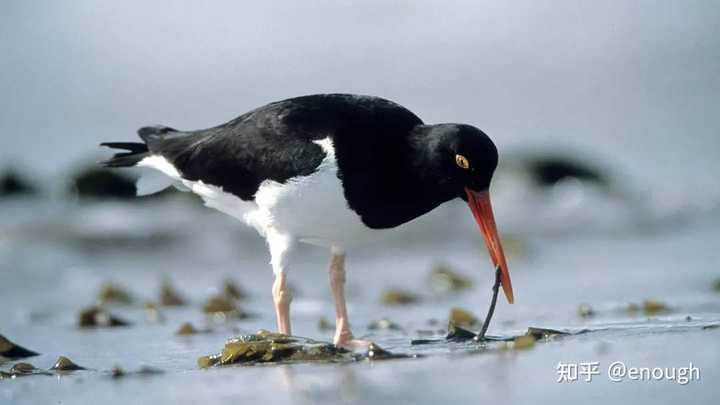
1, 177, 719, 404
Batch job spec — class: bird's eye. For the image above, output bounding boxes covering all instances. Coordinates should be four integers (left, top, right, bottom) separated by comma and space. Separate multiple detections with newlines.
455, 154, 470, 170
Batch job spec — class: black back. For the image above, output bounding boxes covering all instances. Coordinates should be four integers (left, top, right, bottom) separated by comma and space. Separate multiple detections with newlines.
137, 94, 472, 229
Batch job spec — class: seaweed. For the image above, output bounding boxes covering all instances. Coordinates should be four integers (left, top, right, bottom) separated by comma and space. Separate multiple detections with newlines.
199, 330, 413, 367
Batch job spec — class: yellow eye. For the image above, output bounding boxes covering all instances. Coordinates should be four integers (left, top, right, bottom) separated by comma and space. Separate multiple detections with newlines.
455, 154, 470, 170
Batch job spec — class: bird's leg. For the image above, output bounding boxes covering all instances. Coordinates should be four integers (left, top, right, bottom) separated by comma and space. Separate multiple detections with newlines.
268, 231, 294, 335
328, 249, 371, 349
272, 272, 292, 335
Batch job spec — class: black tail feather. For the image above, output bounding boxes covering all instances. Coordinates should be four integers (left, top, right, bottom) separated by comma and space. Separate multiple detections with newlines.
100, 142, 149, 167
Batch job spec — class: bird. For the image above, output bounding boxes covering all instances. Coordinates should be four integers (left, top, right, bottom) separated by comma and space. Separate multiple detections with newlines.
101, 93, 514, 348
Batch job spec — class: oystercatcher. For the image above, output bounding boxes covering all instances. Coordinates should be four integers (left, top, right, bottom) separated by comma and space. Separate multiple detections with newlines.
101, 94, 513, 347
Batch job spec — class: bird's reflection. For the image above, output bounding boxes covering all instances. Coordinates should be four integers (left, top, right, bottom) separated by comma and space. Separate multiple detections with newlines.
276, 364, 359, 404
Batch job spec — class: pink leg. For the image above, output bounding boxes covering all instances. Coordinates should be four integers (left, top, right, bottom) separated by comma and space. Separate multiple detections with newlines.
272, 272, 292, 335
329, 250, 371, 349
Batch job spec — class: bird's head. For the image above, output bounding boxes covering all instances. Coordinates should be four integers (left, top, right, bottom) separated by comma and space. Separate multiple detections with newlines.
414, 124, 514, 304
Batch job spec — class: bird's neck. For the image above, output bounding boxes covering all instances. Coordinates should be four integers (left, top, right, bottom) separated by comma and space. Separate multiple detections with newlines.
404, 125, 463, 202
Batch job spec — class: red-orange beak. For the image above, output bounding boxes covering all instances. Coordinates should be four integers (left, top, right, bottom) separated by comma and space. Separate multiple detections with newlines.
465, 188, 514, 304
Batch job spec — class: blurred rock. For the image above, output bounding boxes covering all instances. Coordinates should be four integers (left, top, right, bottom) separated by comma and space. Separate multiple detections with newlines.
68, 166, 136, 199
159, 280, 186, 306
202, 295, 250, 319
175, 322, 199, 336
625, 300, 670, 316
524, 154, 609, 188
429, 264, 472, 294
143, 303, 164, 323
0, 169, 37, 197
318, 317, 334, 331
577, 303, 594, 318
78, 306, 131, 328
109, 365, 163, 379
222, 279, 247, 301
0, 335, 39, 360
380, 289, 420, 306
97, 283, 134, 305
712, 278, 720, 293
642, 299, 669, 315
367, 318, 403, 331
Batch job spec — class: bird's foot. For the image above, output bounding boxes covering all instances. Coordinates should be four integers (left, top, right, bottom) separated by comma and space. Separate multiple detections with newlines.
334, 330, 373, 350
334, 338, 374, 351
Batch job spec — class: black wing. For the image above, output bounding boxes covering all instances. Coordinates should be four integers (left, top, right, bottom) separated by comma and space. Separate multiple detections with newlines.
137, 94, 423, 201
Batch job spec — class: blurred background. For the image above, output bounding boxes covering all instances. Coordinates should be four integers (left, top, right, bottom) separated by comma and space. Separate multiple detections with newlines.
1, 1, 719, 404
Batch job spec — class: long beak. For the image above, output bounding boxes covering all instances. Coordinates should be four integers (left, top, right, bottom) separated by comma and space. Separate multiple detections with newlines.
465, 188, 514, 304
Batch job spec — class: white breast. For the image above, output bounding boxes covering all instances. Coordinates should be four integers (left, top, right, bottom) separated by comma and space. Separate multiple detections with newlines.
137, 138, 379, 249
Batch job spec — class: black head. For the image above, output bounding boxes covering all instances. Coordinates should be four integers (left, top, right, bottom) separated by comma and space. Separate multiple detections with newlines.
414, 123, 499, 194
410, 123, 514, 304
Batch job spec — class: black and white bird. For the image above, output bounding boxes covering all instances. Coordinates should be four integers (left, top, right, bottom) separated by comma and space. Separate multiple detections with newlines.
101, 94, 514, 348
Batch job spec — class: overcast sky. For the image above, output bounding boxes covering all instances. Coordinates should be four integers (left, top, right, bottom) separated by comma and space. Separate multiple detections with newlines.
1, 0, 719, 191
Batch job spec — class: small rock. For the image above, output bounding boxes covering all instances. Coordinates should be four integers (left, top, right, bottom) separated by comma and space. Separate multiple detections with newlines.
159, 281, 186, 306
50, 356, 86, 371
97, 283, 133, 305
429, 264, 473, 294
577, 303, 594, 318
448, 308, 479, 329
380, 289, 420, 306
78, 306, 131, 328
0, 335, 39, 360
